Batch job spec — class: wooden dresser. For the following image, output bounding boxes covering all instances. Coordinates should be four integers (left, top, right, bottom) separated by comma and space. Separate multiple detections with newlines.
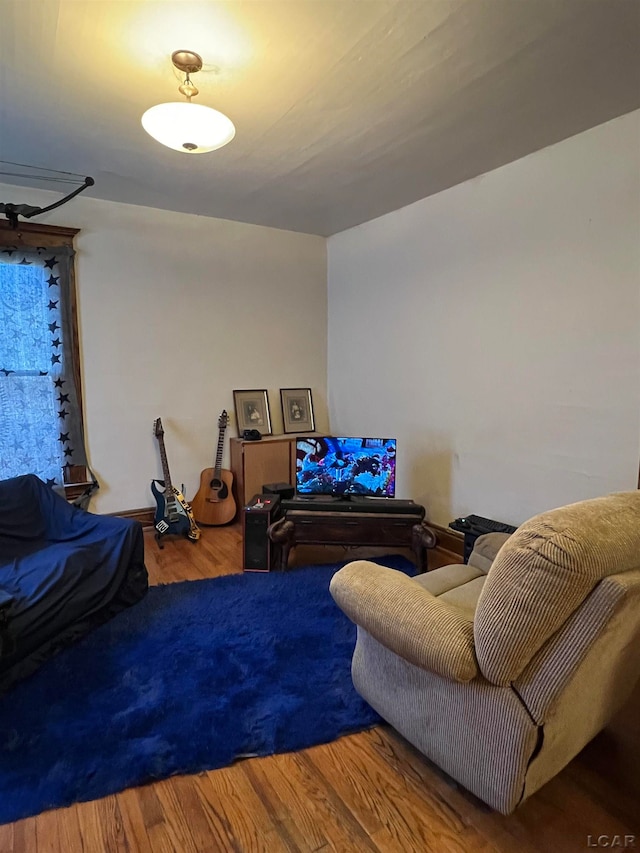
230, 434, 323, 518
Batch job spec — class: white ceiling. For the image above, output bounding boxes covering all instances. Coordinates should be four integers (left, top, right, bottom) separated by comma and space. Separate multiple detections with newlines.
1, 0, 639, 237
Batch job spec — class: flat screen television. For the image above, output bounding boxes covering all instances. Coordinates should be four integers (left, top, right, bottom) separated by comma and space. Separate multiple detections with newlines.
295, 436, 396, 497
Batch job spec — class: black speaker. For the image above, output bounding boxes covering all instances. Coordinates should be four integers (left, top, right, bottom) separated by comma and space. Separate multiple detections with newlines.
261, 482, 295, 500
242, 494, 281, 572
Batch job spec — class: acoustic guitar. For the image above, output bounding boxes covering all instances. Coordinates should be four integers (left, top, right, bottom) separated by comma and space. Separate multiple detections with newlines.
151, 418, 201, 546
191, 410, 237, 526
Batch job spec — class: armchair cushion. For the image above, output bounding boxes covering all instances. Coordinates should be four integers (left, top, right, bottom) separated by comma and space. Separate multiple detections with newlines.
475, 491, 640, 686
413, 563, 484, 596
330, 561, 478, 682
468, 532, 512, 573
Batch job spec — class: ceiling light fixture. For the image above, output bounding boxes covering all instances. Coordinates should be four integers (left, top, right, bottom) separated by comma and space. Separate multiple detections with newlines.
141, 50, 235, 154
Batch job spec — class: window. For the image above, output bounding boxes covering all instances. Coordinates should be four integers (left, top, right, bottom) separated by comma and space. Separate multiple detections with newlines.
0, 221, 92, 499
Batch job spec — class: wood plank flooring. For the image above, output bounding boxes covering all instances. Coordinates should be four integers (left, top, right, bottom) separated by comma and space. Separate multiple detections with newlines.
2, 526, 638, 852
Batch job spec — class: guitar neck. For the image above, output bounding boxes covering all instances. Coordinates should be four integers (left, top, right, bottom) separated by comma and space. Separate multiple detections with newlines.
157, 436, 174, 492
213, 427, 226, 478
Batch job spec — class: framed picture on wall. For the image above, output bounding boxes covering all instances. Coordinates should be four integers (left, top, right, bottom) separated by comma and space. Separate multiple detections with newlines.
280, 388, 315, 433
233, 389, 272, 435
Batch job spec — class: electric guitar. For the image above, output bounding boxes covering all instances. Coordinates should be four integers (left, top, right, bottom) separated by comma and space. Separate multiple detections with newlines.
151, 418, 201, 545
191, 410, 237, 526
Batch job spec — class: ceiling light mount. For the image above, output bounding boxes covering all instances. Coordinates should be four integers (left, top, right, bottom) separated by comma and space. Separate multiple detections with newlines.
171, 50, 203, 76
141, 49, 235, 154
173, 51, 202, 101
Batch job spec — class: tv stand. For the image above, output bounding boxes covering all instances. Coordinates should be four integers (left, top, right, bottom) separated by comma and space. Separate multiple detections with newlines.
267, 499, 436, 571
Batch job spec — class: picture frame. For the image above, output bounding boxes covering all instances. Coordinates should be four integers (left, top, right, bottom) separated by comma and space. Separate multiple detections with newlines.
233, 389, 272, 436
280, 388, 315, 433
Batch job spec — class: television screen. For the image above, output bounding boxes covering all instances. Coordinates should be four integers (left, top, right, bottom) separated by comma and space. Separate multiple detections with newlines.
295, 436, 396, 497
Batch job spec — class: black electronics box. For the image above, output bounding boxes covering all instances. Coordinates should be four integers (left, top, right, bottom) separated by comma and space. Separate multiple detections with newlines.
261, 482, 295, 500
242, 494, 281, 572
449, 514, 517, 563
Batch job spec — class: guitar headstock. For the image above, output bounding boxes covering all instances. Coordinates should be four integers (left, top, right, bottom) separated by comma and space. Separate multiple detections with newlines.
218, 410, 229, 431
153, 418, 164, 439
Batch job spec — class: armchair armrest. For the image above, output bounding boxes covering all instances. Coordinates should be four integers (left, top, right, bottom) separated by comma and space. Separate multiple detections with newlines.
330, 561, 478, 682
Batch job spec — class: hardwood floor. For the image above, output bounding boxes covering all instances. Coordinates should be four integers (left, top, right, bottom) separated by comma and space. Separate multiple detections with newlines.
2, 526, 638, 852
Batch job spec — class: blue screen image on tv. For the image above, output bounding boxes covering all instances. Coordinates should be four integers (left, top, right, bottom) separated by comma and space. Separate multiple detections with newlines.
295, 436, 396, 497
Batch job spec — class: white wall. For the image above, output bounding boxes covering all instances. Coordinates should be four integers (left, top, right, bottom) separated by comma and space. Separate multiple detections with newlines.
327, 110, 640, 527
0, 184, 327, 513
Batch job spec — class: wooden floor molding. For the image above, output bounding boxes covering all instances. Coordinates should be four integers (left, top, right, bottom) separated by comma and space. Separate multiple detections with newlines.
2, 525, 638, 852
108, 507, 155, 526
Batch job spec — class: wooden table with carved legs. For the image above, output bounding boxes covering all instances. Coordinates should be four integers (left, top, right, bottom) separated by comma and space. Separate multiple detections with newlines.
267, 503, 437, 571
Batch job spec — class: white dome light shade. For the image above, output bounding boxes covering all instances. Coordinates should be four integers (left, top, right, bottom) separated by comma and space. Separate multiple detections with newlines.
141, 102, 236, 154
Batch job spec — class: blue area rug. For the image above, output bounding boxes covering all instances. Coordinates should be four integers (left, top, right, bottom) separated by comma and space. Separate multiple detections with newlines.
0, 554, 414, 825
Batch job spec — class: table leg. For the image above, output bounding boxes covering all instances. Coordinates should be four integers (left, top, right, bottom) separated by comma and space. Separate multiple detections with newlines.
412, 523, 437, 572
268, 518, 295, 570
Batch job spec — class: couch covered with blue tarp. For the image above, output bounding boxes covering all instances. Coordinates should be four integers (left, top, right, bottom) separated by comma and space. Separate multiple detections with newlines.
0, 474, 148, 693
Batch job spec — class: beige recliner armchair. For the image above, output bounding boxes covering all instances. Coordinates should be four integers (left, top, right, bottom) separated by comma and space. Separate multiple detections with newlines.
329, 491, 640, 814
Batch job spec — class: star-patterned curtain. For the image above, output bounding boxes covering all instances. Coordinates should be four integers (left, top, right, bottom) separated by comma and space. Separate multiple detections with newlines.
0, 246, 90, 490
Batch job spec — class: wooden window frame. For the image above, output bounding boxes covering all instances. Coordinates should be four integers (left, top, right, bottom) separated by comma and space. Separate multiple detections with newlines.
0, 219, 90, 499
